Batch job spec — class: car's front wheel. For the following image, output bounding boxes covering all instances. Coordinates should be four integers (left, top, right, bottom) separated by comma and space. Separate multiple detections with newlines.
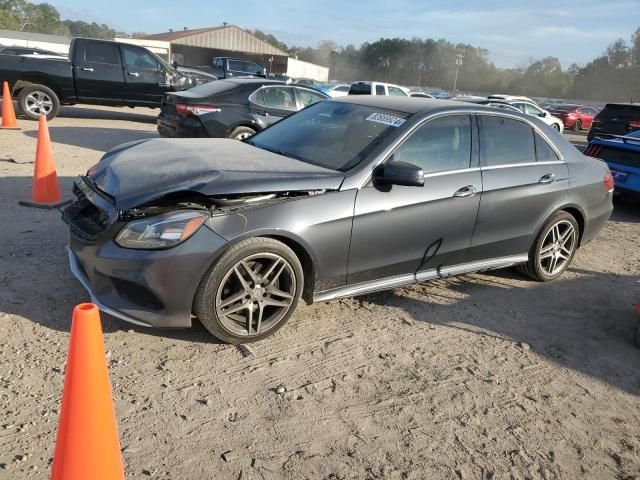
517, 211, 579, 281
552, 123, 561, 131
194, 238, 303, 343
572, 120, 582, 132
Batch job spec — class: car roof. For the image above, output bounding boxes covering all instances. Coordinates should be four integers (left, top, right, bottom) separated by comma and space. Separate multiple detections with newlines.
225, 78, 286, 85
332, 95, 471, 114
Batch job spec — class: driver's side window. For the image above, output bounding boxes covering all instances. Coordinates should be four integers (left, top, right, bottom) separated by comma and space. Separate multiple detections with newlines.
121, 46, 158, 70
392, 115, 472, 174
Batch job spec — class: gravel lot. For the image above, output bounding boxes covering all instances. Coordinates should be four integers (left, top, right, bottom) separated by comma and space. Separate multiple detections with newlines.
1, 105, 639, 480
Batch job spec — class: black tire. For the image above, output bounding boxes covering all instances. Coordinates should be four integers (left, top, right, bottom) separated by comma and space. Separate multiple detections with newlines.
229, 126, 256, 140
17, 84, 60, 121
193, 238, 304, 344
516, 211, 579, 282
552, 123, 561, 132
572, 120, 581, 132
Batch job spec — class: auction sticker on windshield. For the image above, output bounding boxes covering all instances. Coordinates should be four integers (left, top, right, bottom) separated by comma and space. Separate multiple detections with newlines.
366, 113, 406, 127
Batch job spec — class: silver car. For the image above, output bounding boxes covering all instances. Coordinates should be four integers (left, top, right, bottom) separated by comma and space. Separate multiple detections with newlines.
64, 97, 614, 343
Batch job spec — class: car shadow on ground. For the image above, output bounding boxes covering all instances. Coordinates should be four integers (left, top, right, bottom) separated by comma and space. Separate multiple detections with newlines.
57, 106, 158, 124
1, 175, 639, 390
358, 267, 640, 396
612, 196, 640, 223
22, 126, 159, 152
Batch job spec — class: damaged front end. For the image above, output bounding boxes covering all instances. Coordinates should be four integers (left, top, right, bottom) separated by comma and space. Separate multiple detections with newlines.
63, 175, 329, 245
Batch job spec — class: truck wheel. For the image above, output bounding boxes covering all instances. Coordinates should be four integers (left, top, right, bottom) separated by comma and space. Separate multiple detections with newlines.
17, 84, 60, 121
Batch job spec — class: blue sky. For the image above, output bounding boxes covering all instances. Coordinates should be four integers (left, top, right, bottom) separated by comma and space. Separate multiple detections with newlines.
50, 0, 640, 68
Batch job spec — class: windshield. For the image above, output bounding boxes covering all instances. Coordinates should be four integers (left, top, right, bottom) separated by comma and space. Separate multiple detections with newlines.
248, 101, 410, 171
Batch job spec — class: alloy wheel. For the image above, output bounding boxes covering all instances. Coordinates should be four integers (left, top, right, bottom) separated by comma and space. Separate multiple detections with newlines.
537, 220, 576, 276
215, 253, 296, 337
25, 91, 53, 117
234, 132, 253, 140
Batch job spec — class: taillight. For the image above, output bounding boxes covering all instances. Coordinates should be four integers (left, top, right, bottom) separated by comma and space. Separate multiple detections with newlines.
583, 144, 602, 157
592, 116, 601, 127
604, 172, 614, 193
175, 104, 221, 115
628, 120, 640, 131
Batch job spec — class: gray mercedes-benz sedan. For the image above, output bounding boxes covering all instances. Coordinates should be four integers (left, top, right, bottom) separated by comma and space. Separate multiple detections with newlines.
64, 97, 613, 343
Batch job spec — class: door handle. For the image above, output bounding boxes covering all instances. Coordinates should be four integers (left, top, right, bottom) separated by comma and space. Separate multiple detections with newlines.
539, 173, 556, 184
453, 185, 477, 198
128, 72, 140, 77
81, 67, 94, 72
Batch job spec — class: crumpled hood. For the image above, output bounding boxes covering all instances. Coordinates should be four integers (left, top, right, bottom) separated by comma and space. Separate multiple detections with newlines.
88, 138, 344, 209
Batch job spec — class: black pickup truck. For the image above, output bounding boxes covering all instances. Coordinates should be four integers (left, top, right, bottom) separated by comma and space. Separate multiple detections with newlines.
188, 57, 267, 79
0, 37, 216, 120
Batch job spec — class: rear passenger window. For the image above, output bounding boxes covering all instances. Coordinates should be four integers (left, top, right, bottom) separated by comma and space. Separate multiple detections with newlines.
375, 85, 385, 95
296, 88, 326, 107
84, 42, 120, 65
393, 115, 472, 173
480, 116, 535, 166
255, 86, 296, 111
534, 132, 559, 162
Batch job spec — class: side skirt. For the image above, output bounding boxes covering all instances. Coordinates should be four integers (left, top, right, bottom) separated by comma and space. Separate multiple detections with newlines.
313, 254, 529, 302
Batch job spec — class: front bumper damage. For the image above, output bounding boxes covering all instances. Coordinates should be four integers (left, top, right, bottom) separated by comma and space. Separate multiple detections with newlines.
67, 223, 229, 328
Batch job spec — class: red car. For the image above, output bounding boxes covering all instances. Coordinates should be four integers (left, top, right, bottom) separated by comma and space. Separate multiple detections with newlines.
547, 104, 599, 131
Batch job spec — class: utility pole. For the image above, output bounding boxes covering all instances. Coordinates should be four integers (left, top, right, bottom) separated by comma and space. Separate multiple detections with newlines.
452, 51, 464, 94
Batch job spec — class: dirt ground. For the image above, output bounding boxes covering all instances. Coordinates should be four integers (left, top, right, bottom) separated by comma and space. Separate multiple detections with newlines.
0, 105, 639, 480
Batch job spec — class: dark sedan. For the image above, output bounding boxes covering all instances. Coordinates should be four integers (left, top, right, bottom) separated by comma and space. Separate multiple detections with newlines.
157, 78, 329, 140
65, 97, 613, 344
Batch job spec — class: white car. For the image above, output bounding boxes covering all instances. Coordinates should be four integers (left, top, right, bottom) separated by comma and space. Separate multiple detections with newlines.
488, 94, 538, 104
409, 92, 435, 98
348, 81, 409, 96
508, 100, 564, 132
320, 84, 350, 98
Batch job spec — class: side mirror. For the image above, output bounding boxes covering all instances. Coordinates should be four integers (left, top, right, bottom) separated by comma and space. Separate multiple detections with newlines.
539, 112, 547, 117
171, 60, 178, 68
374, 160, 424, 187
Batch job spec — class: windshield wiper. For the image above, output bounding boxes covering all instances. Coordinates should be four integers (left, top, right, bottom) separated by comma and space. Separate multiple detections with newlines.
253, 144, 304, 161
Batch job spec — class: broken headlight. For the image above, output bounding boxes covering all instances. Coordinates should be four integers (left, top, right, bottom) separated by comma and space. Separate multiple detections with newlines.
115, 210, 208, 249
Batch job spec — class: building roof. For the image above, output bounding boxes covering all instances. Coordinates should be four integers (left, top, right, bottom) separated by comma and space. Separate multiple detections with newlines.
139, 25, 288, 57
0, 29, 70, 45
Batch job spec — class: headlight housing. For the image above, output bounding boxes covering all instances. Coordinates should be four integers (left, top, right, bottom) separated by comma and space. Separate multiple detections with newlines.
115, 210, 209, 250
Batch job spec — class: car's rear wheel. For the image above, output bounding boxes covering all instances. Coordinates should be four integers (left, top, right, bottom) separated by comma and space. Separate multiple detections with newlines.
194, 238, 303, 343
572, 120, 582, 132
229, 126, 256, 140
516, 211, 579, 281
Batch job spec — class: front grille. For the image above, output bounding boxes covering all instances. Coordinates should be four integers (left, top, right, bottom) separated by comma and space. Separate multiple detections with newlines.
62, 198, 110, 242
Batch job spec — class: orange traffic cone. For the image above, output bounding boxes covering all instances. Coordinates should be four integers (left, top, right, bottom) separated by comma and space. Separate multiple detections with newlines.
1, 81, 20, 129
19, 115, 69, 209
51, 304, 125, 480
